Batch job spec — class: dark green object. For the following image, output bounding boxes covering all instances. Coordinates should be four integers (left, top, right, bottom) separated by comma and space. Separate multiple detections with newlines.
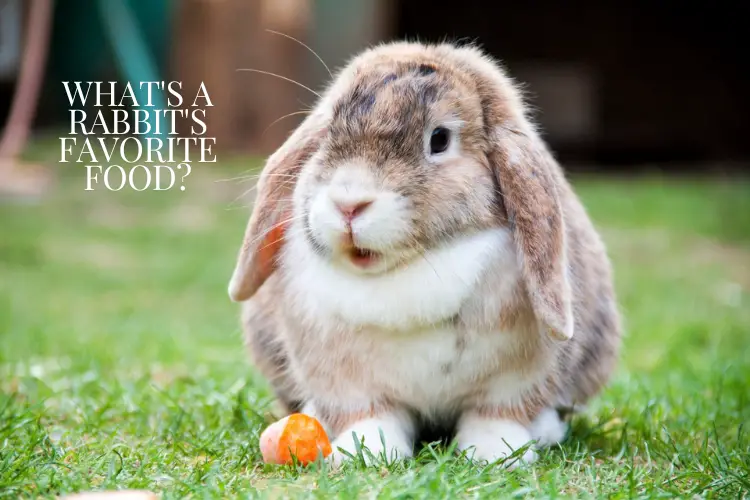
48, 0, 173, 125
97, 0, 166, 138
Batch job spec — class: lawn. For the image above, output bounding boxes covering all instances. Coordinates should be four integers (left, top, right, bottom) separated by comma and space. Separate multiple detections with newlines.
1, 144, 749, 498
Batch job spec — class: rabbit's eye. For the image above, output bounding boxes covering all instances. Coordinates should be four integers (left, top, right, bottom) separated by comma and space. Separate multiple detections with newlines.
430, 127, 450, 155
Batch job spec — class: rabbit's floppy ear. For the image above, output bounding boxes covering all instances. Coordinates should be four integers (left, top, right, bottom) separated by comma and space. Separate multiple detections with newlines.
450, 45, 573, 339
228, 113, 326, 302
487, 125, 574, 340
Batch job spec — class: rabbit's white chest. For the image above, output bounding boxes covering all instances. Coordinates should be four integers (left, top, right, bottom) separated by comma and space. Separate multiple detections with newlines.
283, 227, 516, 330
294, 321, 527, 417
282, 226, 528, 413
359, 324, 515, 411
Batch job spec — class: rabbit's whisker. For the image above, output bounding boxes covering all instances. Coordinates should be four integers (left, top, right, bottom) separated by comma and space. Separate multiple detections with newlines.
262, 110, 311, 136
266, 29, 333, 78
236, 68, 321, 99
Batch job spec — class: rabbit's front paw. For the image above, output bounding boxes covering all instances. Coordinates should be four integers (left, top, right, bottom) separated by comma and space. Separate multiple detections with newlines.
456, 413, 536, 469
328, 413, 413, 467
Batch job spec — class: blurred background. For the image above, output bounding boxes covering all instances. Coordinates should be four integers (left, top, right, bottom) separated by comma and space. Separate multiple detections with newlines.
1, 0, 749, 170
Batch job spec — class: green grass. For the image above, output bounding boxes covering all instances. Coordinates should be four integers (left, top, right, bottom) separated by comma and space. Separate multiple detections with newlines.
1, 145, 749, 498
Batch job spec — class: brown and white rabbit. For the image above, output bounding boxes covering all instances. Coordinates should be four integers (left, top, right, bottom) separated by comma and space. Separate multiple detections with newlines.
229, 42, 621, 467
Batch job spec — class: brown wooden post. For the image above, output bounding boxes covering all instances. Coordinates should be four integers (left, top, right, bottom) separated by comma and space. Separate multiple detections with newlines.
0, 0, 55, 199
171, 0, 313, 156
247, 0, 313, 155
171, 0, 237, 153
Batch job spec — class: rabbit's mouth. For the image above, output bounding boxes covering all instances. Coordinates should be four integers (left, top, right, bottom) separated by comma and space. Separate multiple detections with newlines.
341, 243, 426, 275
346, 246, 381, 268
336, 228, 384, 269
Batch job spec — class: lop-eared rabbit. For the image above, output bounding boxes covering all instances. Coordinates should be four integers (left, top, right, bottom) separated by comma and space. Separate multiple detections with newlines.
229, 42, 621, 467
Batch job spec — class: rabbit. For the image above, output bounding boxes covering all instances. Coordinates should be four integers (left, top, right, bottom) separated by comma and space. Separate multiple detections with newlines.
229, 41, 622, 468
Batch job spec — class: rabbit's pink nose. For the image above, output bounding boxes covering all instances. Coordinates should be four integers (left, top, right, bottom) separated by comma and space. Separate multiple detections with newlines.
334, 199, 373, 222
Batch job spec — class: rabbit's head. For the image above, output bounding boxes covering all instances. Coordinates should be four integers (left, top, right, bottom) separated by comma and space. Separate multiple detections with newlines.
229, 42, 574, 341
